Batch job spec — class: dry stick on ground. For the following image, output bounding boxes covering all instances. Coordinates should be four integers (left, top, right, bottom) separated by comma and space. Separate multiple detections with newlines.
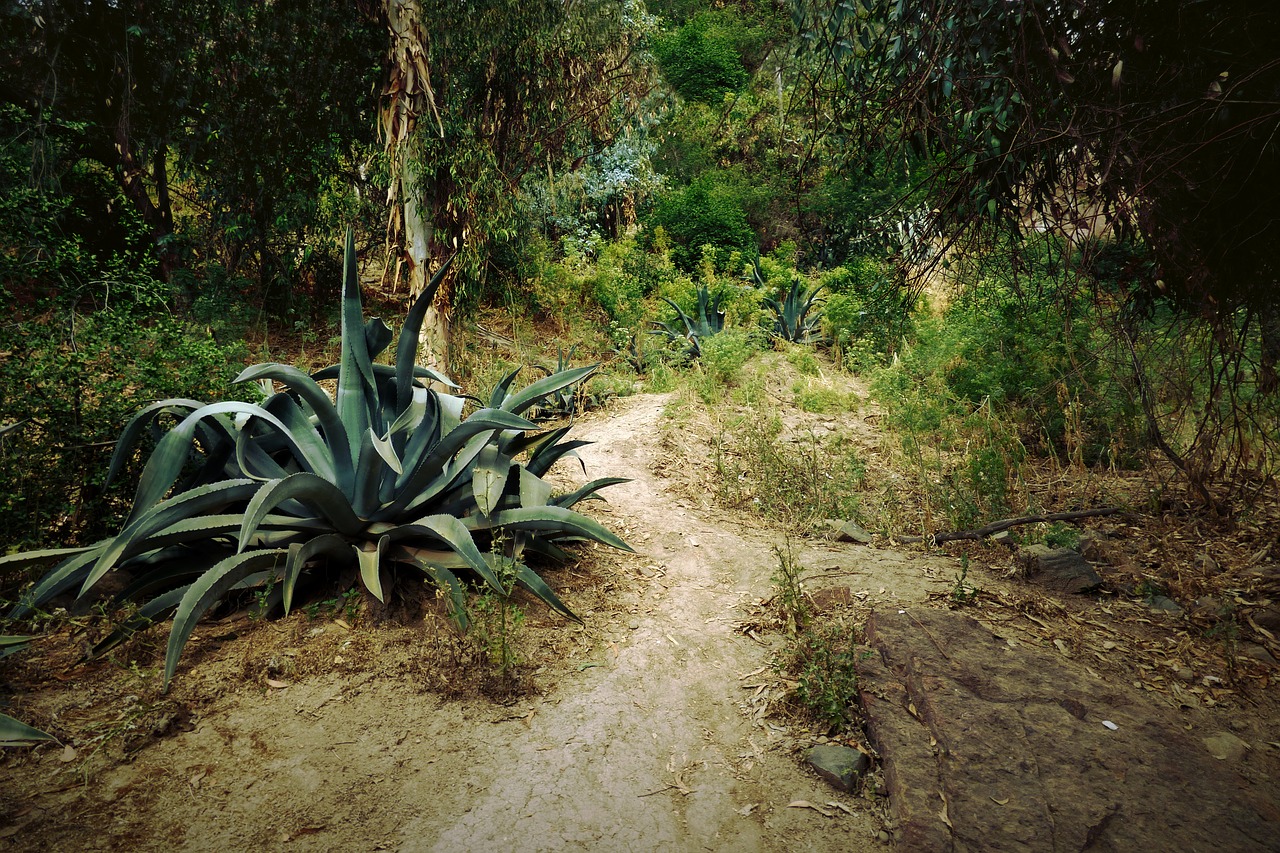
929, 507, 1125, 546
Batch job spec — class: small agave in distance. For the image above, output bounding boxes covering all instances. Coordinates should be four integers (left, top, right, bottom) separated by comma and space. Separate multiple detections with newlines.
3, 231, 631, 688
650, 283, 727, 359
764, 278, 825, 344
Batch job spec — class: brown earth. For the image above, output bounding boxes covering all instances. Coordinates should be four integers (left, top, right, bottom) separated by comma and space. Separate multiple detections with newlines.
2, 382, 1279, 851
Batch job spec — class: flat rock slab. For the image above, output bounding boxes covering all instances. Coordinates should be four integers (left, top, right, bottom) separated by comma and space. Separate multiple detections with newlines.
857, 609, 1280, 852
1018, 544, 1103, 594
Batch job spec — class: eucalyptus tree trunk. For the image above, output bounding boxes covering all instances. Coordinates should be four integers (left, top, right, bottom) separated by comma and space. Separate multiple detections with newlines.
400, 157, 449, 371
382, 0, 450, 373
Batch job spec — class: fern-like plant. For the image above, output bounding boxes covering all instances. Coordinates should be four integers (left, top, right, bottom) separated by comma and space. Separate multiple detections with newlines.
3, 232, 630, 688
650, 283, 727, 359
764, 279, 825, 344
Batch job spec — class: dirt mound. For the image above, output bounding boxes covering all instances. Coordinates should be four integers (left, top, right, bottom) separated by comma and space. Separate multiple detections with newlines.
859, 608, 1280, 851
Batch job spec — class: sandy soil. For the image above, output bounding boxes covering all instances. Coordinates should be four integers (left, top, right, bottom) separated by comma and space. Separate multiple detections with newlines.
0, 392, 961, 851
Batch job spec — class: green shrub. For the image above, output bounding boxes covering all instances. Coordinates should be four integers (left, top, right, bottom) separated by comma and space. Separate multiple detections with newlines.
789, 621, 862, 729
591, 239, 652, 327
786, 347, 821, 376
0, 310, 253, 550
793, 382, 859, 415
649, 174, 757, 271
652, 11, 754, 104
821, 257, 908, 369
695, 328, 760, 402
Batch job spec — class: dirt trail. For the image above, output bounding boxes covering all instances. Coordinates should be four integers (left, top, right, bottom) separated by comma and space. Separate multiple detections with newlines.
6, 392, 958, 851
398, 394, 885, 850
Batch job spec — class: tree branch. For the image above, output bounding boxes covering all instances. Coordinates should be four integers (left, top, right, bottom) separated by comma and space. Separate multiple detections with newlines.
930, 507, 1125, 546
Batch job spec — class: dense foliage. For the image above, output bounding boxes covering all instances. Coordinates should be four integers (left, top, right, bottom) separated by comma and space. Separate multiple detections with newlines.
794, 0, 1280, 364
0, 0, 384, 306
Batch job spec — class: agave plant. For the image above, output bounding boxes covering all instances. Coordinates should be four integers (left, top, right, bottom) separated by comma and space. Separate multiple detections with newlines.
764, 278, 825, 344
0, 636, 54, 746
529, 346, 584, 419
650, 283, 727, 359
2, 232, 630, 688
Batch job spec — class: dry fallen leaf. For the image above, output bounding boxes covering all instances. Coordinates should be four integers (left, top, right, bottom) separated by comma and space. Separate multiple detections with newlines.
827, 801, 855, 815
59, 745, 77, 763
267, 679, 290, 689
787, 800, 835, 817
991, 796, 1010, 805
333, 619, 351, 631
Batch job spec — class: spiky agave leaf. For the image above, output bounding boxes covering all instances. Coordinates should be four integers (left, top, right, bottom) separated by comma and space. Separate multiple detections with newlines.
0, 637, 54, 744
9, 228, 630, 687
766, 279, 826, 343
164, 550, 288, 686
1, 713, 54, 746
282, 534, 352, 614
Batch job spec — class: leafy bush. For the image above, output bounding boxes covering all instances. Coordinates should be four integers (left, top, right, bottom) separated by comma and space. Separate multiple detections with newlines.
790, 622, 863, 729
699, 328, 759, 389
874, 251, 1146, 470
0, 104, 171, 313
0, 310, 253, 550
4, 234, 631, 687
648, 174, 757, 271
689, 327, 763, 404
652, 11, 753, 104
821, 257, 910, 369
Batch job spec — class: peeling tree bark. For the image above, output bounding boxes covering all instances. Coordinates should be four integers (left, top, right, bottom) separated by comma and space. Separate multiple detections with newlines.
382, 0, 451, 374
399, 155, 448, 372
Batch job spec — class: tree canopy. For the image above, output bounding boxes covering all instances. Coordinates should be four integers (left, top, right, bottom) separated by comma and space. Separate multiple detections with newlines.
794, 0, 1280, 320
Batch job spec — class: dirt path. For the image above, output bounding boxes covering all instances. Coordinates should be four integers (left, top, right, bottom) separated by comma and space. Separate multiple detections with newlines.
6, 392, 959, 851
398, 394, 875, 850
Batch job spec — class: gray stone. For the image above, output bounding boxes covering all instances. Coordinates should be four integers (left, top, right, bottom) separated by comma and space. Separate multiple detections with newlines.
1194, 553, 1222, 575
1203, 731, 1251, 762
989, 530, 1015, 547
836, 521, 874, 545
1244, 565, 1280, 587
1148, 595, 1184, 615
1191, 596, 1225, 618
1241, 643, 1276, 666
1078, 532, 1107, 561
1251, 606, 1280, 633
1018, 545, 1103, 594
806, 745, 871, 793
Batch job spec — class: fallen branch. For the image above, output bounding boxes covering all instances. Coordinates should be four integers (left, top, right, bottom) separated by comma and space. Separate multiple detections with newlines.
930, 507, 1124, 546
